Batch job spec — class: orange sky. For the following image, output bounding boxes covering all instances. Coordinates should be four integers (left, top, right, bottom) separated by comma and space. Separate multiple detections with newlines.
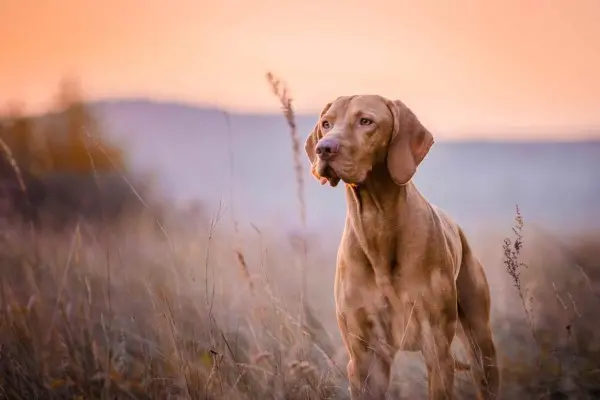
2, 0, 600, 138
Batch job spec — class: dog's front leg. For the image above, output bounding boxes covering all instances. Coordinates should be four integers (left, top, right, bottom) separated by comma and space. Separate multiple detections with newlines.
347, 345, 392, 400
421, 318, 458, 400
339, 309, 393, 400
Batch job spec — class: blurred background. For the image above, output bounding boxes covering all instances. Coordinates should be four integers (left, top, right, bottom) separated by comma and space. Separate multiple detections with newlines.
1, 1, 599, 399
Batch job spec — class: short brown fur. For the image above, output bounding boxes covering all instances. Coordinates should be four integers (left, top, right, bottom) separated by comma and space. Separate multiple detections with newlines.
304, 95, 500, 399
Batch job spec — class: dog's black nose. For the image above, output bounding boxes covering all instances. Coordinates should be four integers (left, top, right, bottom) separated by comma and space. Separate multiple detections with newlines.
316, 137, 340, 160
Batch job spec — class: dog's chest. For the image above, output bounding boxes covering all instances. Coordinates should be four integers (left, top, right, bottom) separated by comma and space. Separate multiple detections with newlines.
336, 282, 424, 352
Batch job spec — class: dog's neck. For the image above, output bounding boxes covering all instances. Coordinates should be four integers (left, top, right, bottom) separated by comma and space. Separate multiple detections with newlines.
343, 163, 411, 274
345, 163, 408, 221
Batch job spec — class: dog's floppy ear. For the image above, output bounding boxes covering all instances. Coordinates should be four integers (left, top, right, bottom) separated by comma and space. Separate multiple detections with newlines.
384, 99, 434, 185
304, 101, 333, 182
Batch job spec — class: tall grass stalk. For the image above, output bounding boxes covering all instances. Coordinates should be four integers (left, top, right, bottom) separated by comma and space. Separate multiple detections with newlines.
265, 72, 309, 329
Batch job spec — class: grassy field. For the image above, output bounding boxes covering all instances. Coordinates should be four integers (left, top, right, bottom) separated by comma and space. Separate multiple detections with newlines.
1, 207, 600, 399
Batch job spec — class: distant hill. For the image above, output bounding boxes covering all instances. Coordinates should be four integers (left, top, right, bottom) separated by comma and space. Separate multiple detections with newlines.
34, 99, 600, 235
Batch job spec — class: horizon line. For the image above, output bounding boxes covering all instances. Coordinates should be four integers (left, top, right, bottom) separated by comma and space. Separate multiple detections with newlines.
3, 95, 600, 143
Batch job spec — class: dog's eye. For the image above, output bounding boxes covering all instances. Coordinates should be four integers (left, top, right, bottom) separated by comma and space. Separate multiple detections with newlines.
321, 120, 331, 130
359, 118, 373, 126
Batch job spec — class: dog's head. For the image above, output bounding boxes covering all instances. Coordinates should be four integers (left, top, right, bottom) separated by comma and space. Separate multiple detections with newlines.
304, 95, 434, 187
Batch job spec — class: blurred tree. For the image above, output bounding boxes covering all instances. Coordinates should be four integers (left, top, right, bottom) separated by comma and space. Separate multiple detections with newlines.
0, 102, 35, 175
0, 77, 125, 177
0, 105, 33, 221
47, 77, 125, 173
40, 78, 132, 223
0, 77, 140, 225
0, 120, 11, 181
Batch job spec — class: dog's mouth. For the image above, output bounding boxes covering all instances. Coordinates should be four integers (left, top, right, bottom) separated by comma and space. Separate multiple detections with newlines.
316, 162, 341, 187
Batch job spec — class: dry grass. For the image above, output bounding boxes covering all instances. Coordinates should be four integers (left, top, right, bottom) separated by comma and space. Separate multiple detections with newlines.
266, 72, 310, 332
502, 206, 541, 365
1, 79, 600, 399
0, 137, 27, 195
2, 212, 600, 399
0, 220, 342, 400
497, 209, 600, 398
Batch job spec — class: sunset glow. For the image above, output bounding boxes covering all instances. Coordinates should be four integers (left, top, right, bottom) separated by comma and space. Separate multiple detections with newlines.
2, 0, 600, 138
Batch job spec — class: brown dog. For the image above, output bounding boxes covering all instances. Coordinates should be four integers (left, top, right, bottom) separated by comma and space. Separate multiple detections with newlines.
304, 95, 500, 399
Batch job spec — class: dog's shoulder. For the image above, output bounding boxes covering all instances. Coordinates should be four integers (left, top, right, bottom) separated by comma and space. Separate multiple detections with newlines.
426, 203, 465, 273
428, 203, 460, 237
